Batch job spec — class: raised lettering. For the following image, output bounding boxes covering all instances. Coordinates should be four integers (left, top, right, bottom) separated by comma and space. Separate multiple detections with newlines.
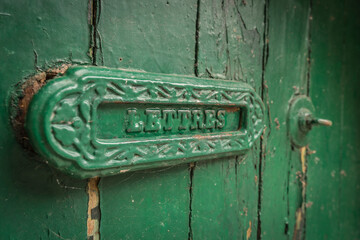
205, 110, 216, 129
125, 108, 230, 134
163, 110, 177, 131
216, 110, 226, 128
191, 110, 204, 129
145, 109, 161, 132
126, 109, 142, 132
178, 110, 191, 130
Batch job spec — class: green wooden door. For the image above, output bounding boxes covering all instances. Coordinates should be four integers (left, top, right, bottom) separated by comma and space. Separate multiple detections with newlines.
0, 0, 359, 239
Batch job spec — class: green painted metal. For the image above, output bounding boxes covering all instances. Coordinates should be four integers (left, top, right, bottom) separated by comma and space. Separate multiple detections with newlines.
288, 95, 332, 147
26, 66, 264, 178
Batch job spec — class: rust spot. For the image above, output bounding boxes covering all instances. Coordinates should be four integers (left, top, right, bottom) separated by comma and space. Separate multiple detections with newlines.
193, 132, 233, 139
224, 107, 240, 113
246, 221, 252, 240
193, 134, 206, 139
11, 64, 71, 148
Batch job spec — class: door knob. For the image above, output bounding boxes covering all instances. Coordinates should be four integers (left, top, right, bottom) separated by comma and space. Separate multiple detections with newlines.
288, 95, 332, 147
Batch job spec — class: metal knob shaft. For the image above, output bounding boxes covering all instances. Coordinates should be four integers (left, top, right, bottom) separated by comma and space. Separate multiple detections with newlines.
299, 111, 332, 132
307, 118, 333, 127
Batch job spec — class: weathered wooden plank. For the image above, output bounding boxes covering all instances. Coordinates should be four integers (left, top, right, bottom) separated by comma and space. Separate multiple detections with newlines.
99, 167, 190, 239
260, 0, 311, 239
306, 0, 360, 239
196, 0, 264, 89
0, 0, 90, 238
97, 0, 197, 238
97, 0, 196, 75
191, 0, 265, 238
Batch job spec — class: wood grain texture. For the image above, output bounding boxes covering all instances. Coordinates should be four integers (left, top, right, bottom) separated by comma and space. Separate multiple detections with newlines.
191, 0, 265, 239
259, 0, 311, 239
0, 0, 359, 239
97, 0, 197, 238
0, 0, 90, 238
96, 0, 196, 75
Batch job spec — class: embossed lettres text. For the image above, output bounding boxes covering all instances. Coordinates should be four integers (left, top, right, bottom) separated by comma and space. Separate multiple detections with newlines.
126, 108, 226, 133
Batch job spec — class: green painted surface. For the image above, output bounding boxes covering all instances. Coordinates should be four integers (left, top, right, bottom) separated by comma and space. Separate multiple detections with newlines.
26, 66, 264, 178
260, 0, 311, 238
97, 0, 196, 75
191, 0, 265, 239
0, 0, 359, 239
97, 0, 197, 239
0, 0, 89, 239
306, 0, 360, 239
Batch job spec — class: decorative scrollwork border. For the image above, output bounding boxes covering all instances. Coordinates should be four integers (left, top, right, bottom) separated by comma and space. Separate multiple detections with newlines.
26, 66, 265, 178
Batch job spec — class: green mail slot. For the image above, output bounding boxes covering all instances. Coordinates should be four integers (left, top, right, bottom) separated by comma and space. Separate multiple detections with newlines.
26, 66, 265, 178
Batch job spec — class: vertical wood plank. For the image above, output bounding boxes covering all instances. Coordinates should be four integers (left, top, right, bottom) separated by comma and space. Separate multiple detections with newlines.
260, 0, 311, 239
97, 0, 197, 238
97, 0, 196, 75
306, 0, 360, 239
0, 0, 90, 238
192, 0, 265, 238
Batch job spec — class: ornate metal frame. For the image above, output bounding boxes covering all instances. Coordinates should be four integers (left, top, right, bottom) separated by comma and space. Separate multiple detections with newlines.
26, 66, 264, 178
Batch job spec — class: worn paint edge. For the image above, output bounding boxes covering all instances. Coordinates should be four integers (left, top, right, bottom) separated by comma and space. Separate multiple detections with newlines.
293, 147, 307, 240
87, 177, 101, 240
9, 64, 71, 150
247, 220, 252, 240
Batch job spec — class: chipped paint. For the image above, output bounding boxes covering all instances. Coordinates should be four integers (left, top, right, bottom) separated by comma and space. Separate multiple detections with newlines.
293, 147, 307, 239
87, 177, 100, 240
274, 117, 280, 130
224, 107, 241, 113
294, 208, 303, 232
246, 221, 252, 240
305, 201, 313, 208
300, 147, 307, 174
11, 64, 70, 149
